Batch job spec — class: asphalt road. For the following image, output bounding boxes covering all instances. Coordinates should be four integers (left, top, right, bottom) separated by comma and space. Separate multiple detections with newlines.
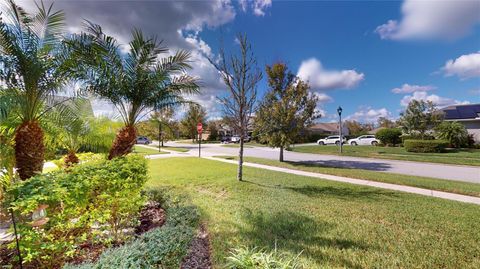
163, 141, 480, 184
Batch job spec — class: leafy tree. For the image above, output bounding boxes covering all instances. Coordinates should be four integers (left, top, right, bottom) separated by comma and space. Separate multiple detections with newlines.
0, 1, 70, 179
344, 120, 373, 136
180, 104, 206, 142
65, 22, 199, 159
209, 33, 262, 181
435, 121, 468, 148
377, 117, 396, 128
398, 100, 442, 139
150, 108, 176, 146
376, 128, 402, 146
207, 120, 220, 141
254, 62, 319, 161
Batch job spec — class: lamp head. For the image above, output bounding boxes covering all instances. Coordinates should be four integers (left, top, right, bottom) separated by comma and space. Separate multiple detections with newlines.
337, 106, 343, 116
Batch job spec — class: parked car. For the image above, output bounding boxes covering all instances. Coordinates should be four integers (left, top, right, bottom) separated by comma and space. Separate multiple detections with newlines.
221, 136, 232, 144
136, 136, 151, 145
347, 135, 379, 146
231, 135, 241, 143
317, 135, 346, 145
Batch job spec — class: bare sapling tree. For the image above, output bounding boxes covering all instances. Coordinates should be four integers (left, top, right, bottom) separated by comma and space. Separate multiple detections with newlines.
209, 34, 262, 181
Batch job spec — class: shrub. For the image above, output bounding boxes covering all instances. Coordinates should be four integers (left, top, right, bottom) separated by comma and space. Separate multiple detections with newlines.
52, 152, 106, 168
434, 121, 469, 148
65, 190, 200, 269
376, 128, 402, 146
7, 155, 148, 267
404, 140, 449, 153
226, 246, 304, 269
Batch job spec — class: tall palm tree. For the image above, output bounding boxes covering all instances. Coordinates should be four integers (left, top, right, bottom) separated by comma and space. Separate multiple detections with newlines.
66, 22, 200, 159
0, 1, 68, 179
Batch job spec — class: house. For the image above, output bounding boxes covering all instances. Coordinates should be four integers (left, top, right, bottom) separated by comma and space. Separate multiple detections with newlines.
308, 122, 350, 136
440, 104, 480, 143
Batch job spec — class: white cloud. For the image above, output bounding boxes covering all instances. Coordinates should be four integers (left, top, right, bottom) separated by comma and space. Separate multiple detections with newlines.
346, 107, 392, 123
314, 92, 334, 104
253, 0, 272, 16
376, 0, 480, 40
391, 83, 436, 94
400, 91, 470, 107
297, 58, 364, 91
442, 51, 480, 79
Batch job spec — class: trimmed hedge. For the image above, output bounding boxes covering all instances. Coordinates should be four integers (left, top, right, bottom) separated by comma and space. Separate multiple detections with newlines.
64, 190, 200, 269
404, 139, 449, 153
376, 128, 402, 146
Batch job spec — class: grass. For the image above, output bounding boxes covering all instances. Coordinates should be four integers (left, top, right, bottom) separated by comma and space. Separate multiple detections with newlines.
132, 145, 169, 155
147, 157, 480, 268
290, 145, 480, 166
214, 156, 480, 197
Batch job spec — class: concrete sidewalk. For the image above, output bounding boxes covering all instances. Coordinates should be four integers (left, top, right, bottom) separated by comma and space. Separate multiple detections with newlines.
204, 156, 480, 205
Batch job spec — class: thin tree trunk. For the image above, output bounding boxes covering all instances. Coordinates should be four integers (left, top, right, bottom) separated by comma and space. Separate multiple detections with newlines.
237, 137, 244, 181
279, 146, 284, 162
108, 125, 137, 160
15, 120, 45, 180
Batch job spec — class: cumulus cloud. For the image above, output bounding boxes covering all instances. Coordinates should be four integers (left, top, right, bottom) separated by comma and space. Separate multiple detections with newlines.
400, 91, 470, 107
376, 0, 480, 40
297, 58, 364, 91
314, 93, 334, 104
345, 107, 392, 123
391, 84, 436, 94
441, 51, 480, 79
14, 0, 240, 118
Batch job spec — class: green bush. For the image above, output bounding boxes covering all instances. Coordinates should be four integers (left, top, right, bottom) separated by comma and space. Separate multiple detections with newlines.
65, 190, 200, 269
404, 140, 449, 153
7, 155, 148, 267
376, 128, 402, 146
400, 134, 434, 143
226, 246, 304, 269
435, 121, 469, 148
52, 152, 106, 168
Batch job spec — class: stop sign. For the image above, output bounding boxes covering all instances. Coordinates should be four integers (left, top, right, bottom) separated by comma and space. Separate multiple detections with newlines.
197, 123, 203, 133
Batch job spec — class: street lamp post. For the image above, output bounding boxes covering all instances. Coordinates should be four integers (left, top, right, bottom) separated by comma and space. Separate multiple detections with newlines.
337, 106, 343, 154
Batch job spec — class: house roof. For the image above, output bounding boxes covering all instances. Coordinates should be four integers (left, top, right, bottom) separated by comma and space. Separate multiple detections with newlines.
309, 122, 340, 132
440, 103, 480, 120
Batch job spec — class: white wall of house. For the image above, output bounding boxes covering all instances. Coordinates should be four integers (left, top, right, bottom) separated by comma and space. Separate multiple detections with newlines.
449, 120, 480, 143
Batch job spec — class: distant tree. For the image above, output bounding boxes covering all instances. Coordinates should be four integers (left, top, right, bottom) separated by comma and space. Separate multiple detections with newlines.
344, 120, 372, 136
254, 62, 318, 162
150, 108, 176, 146
435, 121, 468, 148
180, 104, 206, 142
398, 100, 442, 139
377, 117, 396, 128
209, 33, 262, 181
207, 120, 220, 141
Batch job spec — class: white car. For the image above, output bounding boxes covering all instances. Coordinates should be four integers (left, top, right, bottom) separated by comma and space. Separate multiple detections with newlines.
317, 135, 346, 145
347, 135, 379, 146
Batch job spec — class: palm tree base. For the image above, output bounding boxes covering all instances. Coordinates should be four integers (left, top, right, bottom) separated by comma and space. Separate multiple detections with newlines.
108, 126, 137, 160
64, 150, 79, 167
15, 121, 45, 180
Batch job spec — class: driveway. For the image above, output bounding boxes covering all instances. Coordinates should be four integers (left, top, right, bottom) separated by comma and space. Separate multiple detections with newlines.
163, 141, 480, 184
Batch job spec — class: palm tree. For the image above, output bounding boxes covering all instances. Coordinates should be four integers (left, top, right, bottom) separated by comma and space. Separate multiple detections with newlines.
0, 1, 68, 179
66, 22, 199, 159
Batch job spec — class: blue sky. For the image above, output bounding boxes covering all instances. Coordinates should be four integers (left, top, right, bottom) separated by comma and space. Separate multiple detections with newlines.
17, 0, 480, 123
198, 0, 480, 122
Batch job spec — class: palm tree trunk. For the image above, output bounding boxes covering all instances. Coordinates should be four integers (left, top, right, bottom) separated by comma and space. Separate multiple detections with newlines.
237, 137, 244, 181
108, 125, 137, 160
15, 121, 45, 180
64, 150, 79, 168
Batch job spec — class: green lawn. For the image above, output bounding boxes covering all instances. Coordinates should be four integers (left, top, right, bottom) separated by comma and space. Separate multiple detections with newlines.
147, 157, 480, 268
215, 156, 480, 197
132, 145, 169, 155
290, 145, 480, 166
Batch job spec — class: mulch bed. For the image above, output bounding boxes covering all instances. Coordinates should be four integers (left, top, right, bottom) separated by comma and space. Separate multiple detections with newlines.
181, 223, 212, 269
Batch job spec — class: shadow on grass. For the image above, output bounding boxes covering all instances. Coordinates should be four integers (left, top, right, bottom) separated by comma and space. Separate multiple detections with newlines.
298, 160, 392, 171
237, 209, 367, 268
243, 180, 399, 202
